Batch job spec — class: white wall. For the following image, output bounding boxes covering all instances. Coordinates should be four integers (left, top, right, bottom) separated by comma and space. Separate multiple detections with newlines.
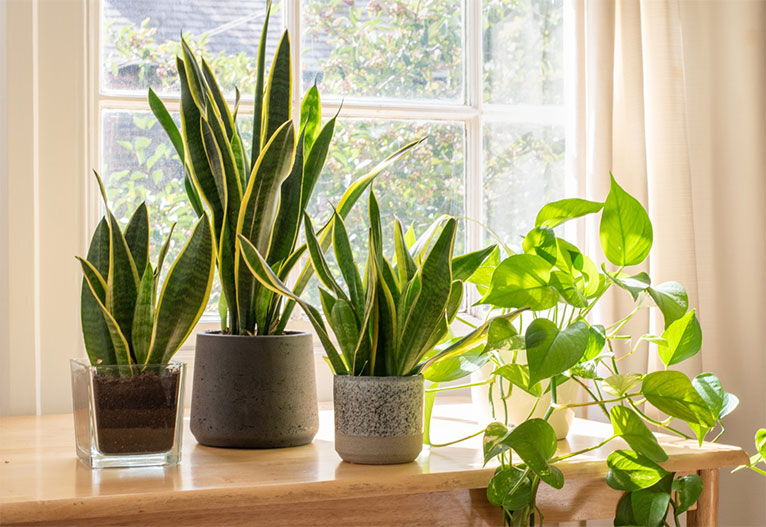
0, 0, 11, 416
2, 0, 88, 416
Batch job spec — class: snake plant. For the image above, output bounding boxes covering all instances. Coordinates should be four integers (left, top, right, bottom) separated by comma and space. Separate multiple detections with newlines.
239, 189, 523, 376
78, 173, 215, 371
149, 1, 420, 335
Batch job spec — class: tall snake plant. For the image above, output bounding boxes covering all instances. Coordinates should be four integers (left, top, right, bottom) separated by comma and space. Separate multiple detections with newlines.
78, 173, 215, 372
239, 190, 525, 376
149, 1, 421, 335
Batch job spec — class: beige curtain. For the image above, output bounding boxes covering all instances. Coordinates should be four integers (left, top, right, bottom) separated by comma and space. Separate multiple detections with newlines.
571, 0, 766, 524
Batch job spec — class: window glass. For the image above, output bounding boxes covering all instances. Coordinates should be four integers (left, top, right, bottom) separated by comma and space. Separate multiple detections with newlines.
101, 0, 283, 96
482, 122, 565, 250
302, 0, 464, 101
483, 0, 564, 105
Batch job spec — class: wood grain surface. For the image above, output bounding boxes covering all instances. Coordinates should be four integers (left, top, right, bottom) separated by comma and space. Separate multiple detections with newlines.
0, 402, 748, 526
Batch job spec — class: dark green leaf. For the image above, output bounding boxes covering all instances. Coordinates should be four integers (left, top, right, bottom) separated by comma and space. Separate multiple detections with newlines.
614, 493, 637, 526
131, 264, 155, 365
262, 30, 292, 146
484, 317, 519, 353
333, 212, 365, 313
77, 257, 132, 366
80, 218, 115, 365
673, 474, 703, 514
599, 175, 653, 266
487, 467, 533, 510
330, 299, 359, 369
631, 474, 673, 527
237, 233, 347, 374
146, 215, 215, 364
398, 219, 457, 375
251, 0, 271, 167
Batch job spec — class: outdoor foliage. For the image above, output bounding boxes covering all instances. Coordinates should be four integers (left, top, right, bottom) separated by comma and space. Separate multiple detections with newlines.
78, 172, 215, 371
101, 0, 565, 316
425, 176, 740, 526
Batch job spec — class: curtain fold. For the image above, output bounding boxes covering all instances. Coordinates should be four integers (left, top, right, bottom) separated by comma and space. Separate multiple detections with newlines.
573, 0, 766, 523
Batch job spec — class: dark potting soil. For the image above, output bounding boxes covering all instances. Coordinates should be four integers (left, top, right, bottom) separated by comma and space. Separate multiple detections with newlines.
92, 369, 180, 454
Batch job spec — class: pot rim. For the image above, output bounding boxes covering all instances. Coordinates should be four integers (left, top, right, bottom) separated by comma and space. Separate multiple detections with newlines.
198, 330, 311, 339
70, 358, 185, 368
333, 374, 423, 382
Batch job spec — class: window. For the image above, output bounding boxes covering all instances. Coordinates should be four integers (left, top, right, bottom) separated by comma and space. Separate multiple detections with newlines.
93, 0, 568, 318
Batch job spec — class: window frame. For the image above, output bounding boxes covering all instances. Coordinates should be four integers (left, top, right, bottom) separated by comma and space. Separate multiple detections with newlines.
87, 0, 571, 337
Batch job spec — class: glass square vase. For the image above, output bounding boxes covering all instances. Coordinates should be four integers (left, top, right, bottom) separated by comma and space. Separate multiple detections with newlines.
70, 358, 186, 468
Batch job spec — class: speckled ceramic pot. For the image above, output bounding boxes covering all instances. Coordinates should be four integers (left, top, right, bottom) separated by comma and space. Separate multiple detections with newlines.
333, 374, 424, 464
190, 331, 318, 448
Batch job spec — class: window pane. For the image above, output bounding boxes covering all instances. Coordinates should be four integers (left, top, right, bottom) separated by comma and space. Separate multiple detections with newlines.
101, 0, 283, 95
483, 123, 565, 248
101, 110, 222, 312
302, 0, 464, 101
302, 119, 465, 305
483, 0, 564, 104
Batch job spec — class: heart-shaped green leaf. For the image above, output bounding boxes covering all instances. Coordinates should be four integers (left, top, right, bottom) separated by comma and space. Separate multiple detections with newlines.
582, 324, 606, 361
610, 406, 668, 462
478, 254, 558, 311
599, 175, 653, 266
631, 474, 673, 526
642, 371, 717, 427
672, 474, 703, 514
522, 227, 557, 265
504, 419, 562, 488
648, 281, 688, 329
605, 270, 651, 301
487, 467, 533, 510
483, 421, 512, 465
526, 319, 589, 385
658, 310, 702, 366
606, 449, 670, 491
494, 364, 542, 397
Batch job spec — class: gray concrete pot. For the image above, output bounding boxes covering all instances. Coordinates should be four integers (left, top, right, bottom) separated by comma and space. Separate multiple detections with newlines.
190, 331, 318, 448
334, 374, 424, 464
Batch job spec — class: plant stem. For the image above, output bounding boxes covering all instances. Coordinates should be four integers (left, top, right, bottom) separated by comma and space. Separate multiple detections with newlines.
748, 465, 766, 477
425, 379, 493, 393
428, 428, 485, 448
628, 399, 692, 440
554, 393, 641, 409
573, 377, 610, 418
550, 434, 617, 463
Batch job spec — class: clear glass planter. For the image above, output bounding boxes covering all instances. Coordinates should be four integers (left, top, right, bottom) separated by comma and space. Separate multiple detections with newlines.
70, 359, 186, 468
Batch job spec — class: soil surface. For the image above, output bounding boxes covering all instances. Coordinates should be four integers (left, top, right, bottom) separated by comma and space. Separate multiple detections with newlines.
93, 370, 180, 454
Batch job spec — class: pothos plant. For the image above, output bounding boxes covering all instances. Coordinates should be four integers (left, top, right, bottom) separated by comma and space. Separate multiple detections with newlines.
238, 189, 519, 376
149, 1, 421, 336
426, 175, 740, 526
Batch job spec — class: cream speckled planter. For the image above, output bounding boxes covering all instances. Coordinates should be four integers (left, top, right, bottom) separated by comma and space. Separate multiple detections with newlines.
333, 375, 423, 465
